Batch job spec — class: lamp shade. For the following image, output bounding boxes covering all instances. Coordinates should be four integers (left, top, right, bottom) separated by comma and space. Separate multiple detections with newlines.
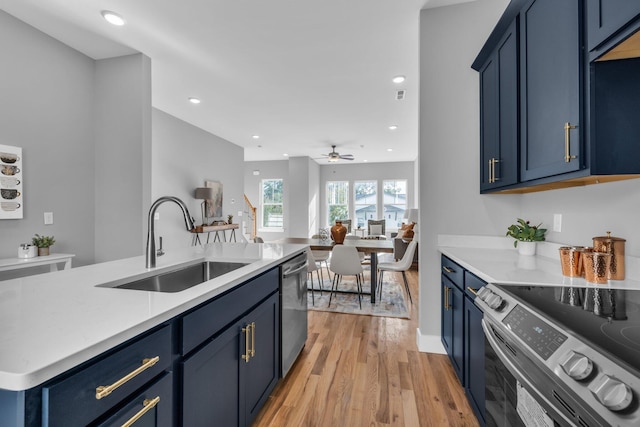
404, 208, 419, 224
194, 187, 215, 200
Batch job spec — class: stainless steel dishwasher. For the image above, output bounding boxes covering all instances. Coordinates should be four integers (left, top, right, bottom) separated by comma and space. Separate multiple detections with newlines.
280, 252, 308, 377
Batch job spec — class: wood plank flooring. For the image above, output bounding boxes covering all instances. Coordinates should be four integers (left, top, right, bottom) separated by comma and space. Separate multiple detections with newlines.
252, 268, 480, 427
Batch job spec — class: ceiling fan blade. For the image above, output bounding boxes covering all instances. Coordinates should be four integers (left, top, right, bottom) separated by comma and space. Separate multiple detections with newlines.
339, 154, 354, 160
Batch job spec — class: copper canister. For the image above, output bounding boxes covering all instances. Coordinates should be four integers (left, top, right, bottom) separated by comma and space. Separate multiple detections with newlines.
559, 246, 584, 277
592, 232, 626, 280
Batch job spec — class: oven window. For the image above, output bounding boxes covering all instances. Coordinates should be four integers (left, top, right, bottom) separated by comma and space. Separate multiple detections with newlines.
485, 336, 525, 427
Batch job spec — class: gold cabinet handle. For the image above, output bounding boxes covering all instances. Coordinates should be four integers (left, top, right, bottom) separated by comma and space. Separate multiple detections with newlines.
442, 266, 455, 274
242, 324, 251, 363
122, 396, 161, 427
467, 287, 478, 296
488, 159, 493, 183
564, 122, 577, 162
250, 322, 256, 357
444, 286, 450, 310
95, 356, 160, 400
492, 158, 500, 182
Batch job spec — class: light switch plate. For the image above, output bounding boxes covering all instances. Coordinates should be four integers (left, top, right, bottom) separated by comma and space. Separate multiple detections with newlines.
237, 210, 243, 217
553, 214, 562, 232
44, 212, 54, 225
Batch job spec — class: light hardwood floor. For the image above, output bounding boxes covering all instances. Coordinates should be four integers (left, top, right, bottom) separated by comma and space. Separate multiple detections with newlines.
252, 268, 480, 427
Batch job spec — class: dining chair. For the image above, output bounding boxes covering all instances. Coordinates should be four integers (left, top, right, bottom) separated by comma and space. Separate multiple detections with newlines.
367, 219, 385, 237
329, 245, 365, 309
377, 240, 417, 304
306, 248, 321, 305
344, 235, 366, 262
310, 234, 331, 282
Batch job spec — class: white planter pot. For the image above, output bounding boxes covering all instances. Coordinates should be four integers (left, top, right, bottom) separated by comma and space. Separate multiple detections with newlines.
517, 241, 537, 256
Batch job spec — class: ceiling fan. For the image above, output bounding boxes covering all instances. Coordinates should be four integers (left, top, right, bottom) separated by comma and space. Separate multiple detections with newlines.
320, 145, 354, 162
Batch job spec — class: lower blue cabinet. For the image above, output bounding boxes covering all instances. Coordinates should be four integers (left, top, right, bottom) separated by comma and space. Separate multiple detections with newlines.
95, 372, 173, 427
181, 292, 279, 427
464, 295, 485, 426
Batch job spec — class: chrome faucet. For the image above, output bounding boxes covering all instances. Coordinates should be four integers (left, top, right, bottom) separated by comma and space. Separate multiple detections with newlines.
146, 196, 196, 268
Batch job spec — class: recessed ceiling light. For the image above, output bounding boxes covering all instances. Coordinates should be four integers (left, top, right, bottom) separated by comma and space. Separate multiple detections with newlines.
363, 160, 368, 162
101, 11, 126, 26
392, 75, 405, 84
283, 153, 289, 157
188, 97, 201, 104
252, 135, 260, 139
389, 125, 398, 130
387, 148, 393, 152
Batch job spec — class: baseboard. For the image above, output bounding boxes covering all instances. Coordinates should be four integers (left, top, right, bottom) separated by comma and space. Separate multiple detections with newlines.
416, 328, 446, 354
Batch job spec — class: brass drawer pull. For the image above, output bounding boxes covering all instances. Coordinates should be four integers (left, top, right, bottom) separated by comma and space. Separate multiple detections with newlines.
95, 356, 160, 400
444, 286, 450, 310
467, 287, 478, 296
564, 122, 577, 162
250, 322, 256, 357
442, 266, 455, 274
122, 396, 161, 427
242, 324, 251, 362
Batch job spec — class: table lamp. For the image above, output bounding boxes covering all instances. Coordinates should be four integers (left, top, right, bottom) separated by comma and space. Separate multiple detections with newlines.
194, 187, 215, 226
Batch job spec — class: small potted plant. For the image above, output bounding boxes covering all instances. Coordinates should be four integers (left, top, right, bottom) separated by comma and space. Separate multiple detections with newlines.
32, 234, 55, 256
506, 218, 546, 255
227, 214, 233, 224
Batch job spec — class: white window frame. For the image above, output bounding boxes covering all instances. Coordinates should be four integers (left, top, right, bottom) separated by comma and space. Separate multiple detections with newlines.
260, 178, 284, 230
326, 181, 349, 227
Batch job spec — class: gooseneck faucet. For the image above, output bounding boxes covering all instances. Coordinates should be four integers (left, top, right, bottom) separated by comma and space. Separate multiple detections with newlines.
146, 196, 196, 268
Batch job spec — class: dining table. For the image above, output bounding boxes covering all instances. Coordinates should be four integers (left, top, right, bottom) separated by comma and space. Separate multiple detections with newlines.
274, 237, 394, 303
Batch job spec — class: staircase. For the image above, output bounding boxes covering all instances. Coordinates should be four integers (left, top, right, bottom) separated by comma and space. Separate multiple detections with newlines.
243, 194, 257, 241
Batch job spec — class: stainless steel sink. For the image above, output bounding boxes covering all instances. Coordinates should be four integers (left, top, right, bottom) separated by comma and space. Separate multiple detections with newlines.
99, 261, 250, 293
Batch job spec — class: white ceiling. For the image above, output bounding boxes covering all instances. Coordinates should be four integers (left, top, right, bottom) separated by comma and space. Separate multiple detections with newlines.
0, 0, 474, 163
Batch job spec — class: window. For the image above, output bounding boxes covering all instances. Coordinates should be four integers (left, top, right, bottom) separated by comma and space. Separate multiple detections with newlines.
354, 181, 377, 229
383, 180, 407, 229
327, 181, 349, 226
261, 179, 283, 229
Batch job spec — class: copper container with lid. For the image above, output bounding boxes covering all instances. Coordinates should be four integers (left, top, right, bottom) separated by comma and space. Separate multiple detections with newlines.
592, 231, 626, 280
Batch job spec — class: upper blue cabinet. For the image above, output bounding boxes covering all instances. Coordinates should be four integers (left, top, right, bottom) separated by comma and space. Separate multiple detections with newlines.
473, 0, 640, 194
587, 0, 640, 53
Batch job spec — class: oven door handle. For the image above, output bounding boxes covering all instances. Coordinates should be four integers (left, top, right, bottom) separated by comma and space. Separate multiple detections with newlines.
481, 319, 573, 426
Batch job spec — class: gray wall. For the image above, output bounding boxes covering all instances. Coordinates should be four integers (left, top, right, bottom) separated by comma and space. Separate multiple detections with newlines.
94, 54, 152, 262
0, 11, 96, 275
418, 0, 640, 349
0, 11, 245, 280
152, 109, 245, 249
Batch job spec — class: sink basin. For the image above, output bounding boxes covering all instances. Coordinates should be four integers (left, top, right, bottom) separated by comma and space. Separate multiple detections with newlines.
100, 261, 250, 293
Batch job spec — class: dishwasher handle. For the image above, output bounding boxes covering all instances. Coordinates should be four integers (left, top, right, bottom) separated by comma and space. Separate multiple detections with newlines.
283, 262, 308, 278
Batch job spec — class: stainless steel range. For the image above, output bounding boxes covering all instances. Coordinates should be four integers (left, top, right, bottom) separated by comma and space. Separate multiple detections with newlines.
476, 283, 640, 427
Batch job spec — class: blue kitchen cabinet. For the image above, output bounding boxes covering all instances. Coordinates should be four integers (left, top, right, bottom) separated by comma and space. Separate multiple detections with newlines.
519, 0, 583, 182
464, 272, 487, 426
441, 256, 465, 382
181, 292, 279, 427
587, 0, 640, 52
479, 19, 519, 192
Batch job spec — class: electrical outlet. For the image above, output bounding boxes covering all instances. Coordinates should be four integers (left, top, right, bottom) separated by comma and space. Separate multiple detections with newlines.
553, 214, 562, 232
237, 210, 243, 217
44, 212, 54, 225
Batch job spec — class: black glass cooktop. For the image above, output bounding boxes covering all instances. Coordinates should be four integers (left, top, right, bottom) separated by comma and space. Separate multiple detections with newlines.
496, 284, 640, 377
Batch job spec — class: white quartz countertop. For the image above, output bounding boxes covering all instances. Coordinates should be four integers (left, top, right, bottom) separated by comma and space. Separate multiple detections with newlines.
0, 242, 306, 391
438, 234, 640, 290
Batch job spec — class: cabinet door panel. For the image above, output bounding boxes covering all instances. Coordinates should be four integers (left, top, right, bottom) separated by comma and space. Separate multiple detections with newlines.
242, 293, 280, 424
441, 276, 454, 355
588, 0, 640, 51
182, 324, 241, 427
480, 56, 498, 190
520, 0, 582, 181
465, 297, 485, 425
451, 284, 464, 382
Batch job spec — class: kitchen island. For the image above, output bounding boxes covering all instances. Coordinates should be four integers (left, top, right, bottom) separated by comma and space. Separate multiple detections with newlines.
0, 241, 306, 426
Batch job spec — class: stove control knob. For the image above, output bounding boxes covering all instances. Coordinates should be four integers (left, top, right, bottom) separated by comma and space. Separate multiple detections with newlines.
485, 294, 504, 311
559, 350, 593, 381
589, 374, 634, 412
476, 287, 491, 301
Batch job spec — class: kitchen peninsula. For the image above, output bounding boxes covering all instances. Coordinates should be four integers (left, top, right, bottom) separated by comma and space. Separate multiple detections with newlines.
0, 241, 306, 426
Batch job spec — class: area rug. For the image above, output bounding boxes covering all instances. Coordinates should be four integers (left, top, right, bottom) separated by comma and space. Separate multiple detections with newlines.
307, 268, 410, 319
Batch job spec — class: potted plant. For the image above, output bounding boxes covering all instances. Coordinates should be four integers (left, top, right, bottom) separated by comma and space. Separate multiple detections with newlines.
227, 214, 233, 224
32, 234, 55, 256
506, 218, 546, 255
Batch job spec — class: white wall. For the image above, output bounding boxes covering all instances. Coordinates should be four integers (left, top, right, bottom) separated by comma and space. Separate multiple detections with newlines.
152, 109, 245, 249
288, 157, 321, 237
418, 0, 640, 351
